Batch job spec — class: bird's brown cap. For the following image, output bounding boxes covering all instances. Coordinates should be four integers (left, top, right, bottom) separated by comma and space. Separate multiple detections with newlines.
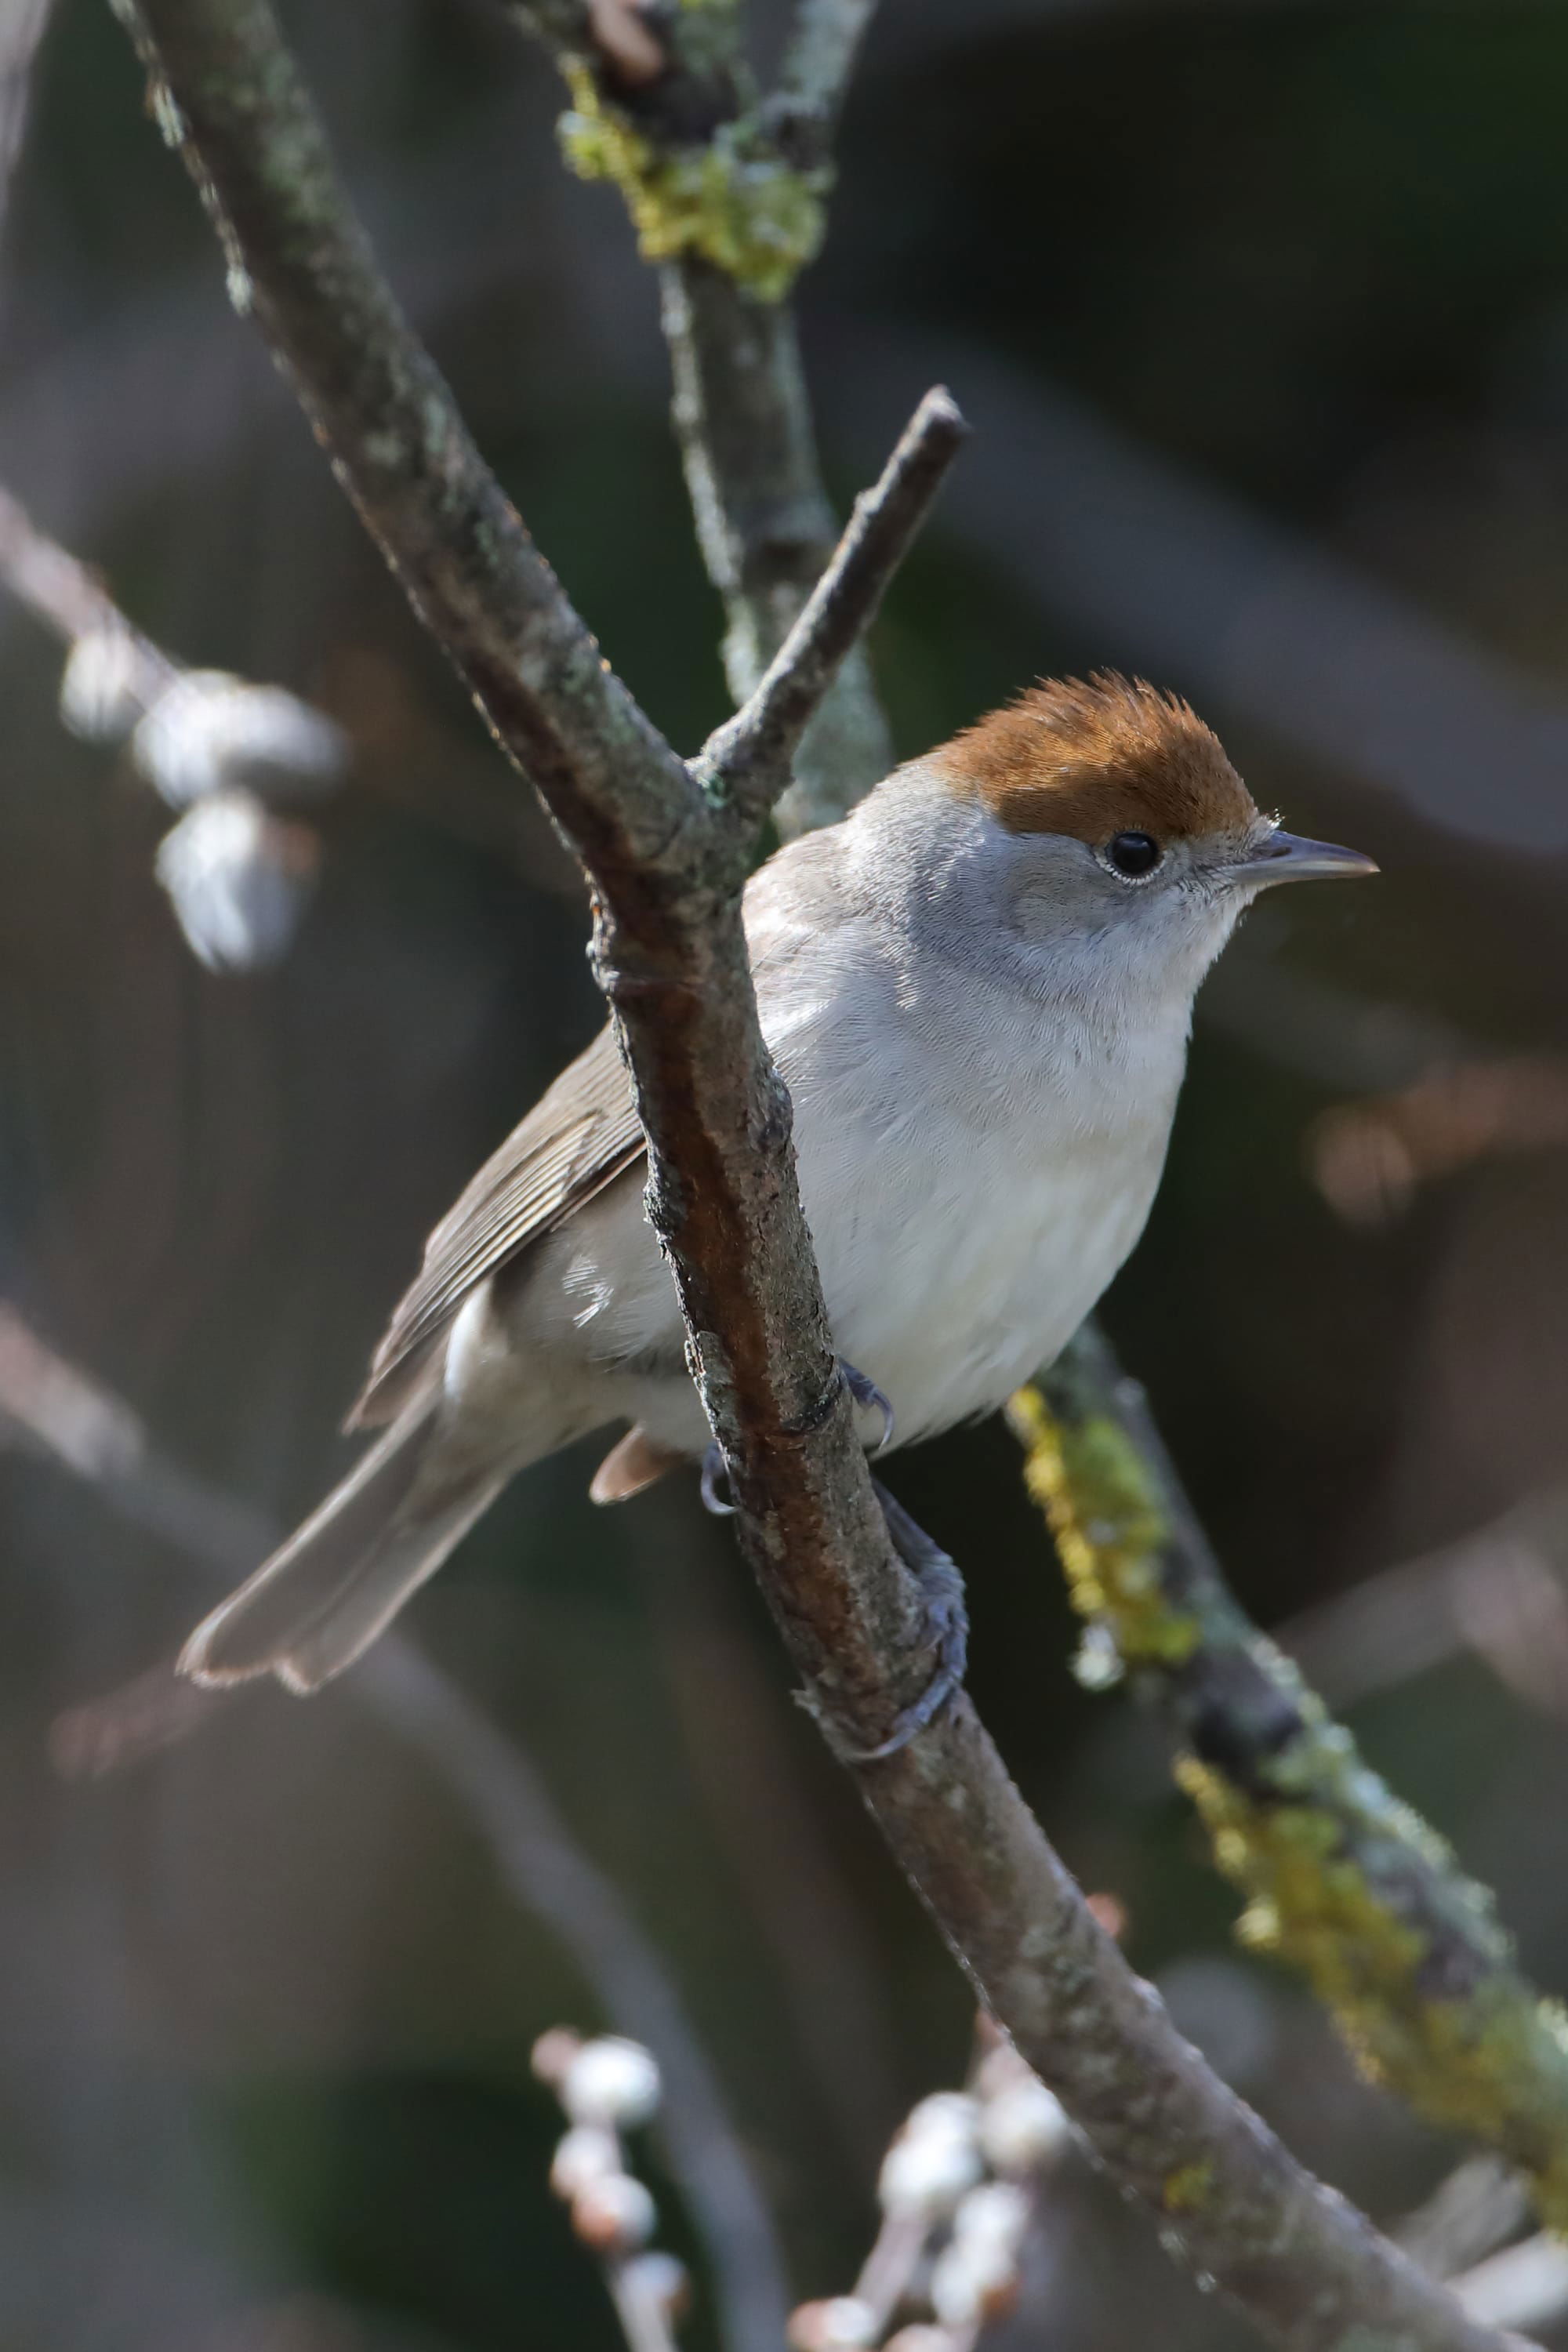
931, 673, 1257, 845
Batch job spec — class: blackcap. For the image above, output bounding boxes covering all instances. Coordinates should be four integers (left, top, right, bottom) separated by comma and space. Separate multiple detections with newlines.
180, 675, 1375, 1694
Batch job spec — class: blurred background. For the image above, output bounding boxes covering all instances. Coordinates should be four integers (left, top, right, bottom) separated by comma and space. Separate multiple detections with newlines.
5, 0, 1568, 2345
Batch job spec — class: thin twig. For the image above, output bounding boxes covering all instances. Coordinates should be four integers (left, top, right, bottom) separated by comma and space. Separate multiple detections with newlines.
107, 0, 699, 875
372, 1651, 787, 2350
0, 479, 339, 966
1454, 2237, 1568, 2338
503, 0, 882, 829
111, 0, 924, 1753
795, 2034, 1066, 2350
774, 0, 881, 162
100, 5, 1537, 2344
0, 1302, 791, 2352
0, 480, 173, 685
699, 385, 966, 822
1400, 2158, 1531, 2285
659, 261, 894, 836
535, 2030, 690, 2352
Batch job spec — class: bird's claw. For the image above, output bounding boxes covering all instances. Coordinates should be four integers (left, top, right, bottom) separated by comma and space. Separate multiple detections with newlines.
703, 1440, 964, 1759
700, 1441, 735, 1517
702, 1363, 889, 1520
841, 1479, 969, 1762
840, 1360, 895, 1454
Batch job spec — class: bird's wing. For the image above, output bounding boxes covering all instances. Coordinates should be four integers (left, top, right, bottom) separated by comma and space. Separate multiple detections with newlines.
348, 1021, 644, 1427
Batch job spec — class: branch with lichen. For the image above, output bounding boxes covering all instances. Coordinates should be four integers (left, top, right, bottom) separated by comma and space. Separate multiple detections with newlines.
517, 0, 829, 302
95, 2, 1537, 2343
558, 65, 827, 303
615, 0, 1568, 2234
1010, 1320, 1568, 2227
504, 0, 893, 831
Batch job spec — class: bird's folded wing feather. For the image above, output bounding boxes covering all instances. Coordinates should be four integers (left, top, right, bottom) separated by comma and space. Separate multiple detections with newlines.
349, 1022, 644, 1426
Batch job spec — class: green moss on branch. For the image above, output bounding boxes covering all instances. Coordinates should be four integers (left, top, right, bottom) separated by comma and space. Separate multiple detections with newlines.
557, 69, 827, 302
1010, 1334, 1568, 2228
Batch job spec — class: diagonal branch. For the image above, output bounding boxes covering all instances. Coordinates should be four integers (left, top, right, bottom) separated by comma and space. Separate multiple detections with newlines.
699, 384, 967, 822
774, 0, 882, 164
607, 0, 1568, 2238
0, 481, 343, 968
481, 0, 901, 832
659, 262, 893, 834
103, 4, 1532, 2347
107, 0, 699, 883
1012, 1276, 1568, 2227
0, 481, 173, 673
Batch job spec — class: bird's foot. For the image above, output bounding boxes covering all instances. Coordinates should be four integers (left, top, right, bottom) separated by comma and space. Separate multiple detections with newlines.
700, 1441, 966, 1759
699, 1361, 894, 1523
842, 1478, 969, 1762
700, 1441, 735, 1517
840, 1360, 895, 1453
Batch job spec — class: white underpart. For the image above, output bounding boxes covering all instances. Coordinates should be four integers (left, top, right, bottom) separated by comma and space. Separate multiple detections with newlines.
499, 764, 1254, 1462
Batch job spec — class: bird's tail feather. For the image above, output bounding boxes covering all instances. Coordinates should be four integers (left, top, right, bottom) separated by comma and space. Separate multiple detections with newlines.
178, 1392, 510, 1694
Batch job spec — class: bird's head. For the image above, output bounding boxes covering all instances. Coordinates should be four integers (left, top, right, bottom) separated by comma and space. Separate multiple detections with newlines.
864, 673, 1377, 1014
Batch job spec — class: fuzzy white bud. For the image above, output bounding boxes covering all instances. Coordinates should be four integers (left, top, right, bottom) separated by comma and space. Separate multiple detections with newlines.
786, 2296, 880, 2350
60, 628, 154, 742
571, 2172, 656, 2252
951, 2180, 1030, 2254
531, 2027, 584, 2086
978, 2076, 1071, 2176
906, 2092, 980, 2140
620, 2252, 689, 2319
562, 2036, 662, 2129
132, 671, 347, 808
878, 2095, 983, 2219
928, 2237, 1018, 2329
154, 790, 318, 971
550, 2125, 619, 2200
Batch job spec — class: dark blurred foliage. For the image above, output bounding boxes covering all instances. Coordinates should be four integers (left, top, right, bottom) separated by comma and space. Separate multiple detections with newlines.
5, 2, 1568, 2347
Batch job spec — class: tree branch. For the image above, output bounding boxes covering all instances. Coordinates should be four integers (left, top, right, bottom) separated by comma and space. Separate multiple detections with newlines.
1012, 1324, 1568, 2230
774, 0, 882, 164
107, 0, 700, 880
500, 0, 897, 829
699, 384, 967, 822
102, 3, 1535, 2344
0, 481, 173, 673
660, 258, 894, 834
0, 480, 342, 967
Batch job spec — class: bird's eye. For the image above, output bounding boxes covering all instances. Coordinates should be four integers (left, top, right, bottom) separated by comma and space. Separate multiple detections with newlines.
1105, 830, 1162, 879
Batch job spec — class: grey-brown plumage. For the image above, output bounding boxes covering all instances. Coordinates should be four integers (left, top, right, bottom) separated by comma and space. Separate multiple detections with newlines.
183, 1024, 649, 1691
178, 678, 1376, 1697
352, 1022, 644, 1426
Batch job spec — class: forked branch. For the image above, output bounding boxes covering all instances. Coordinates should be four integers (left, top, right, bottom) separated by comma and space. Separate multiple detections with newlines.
100, 3, 1530, 2344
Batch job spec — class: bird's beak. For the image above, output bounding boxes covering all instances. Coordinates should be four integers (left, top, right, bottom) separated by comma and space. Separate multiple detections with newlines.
1228, 829, 1379, 889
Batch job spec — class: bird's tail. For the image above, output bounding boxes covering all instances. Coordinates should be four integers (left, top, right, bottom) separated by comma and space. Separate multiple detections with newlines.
178, 1391, 512, 1694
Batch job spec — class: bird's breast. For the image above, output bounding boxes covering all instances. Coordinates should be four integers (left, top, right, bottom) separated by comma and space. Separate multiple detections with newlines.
782, 987, 1184, 1445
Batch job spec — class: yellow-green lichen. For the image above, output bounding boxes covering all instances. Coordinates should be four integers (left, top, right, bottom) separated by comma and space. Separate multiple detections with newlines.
1008, 1385, 1199, 1667
1178, 1757, 1568, 2227
1013, 1371, 1568, 2226
1161, 2160, 1215, 2214
557, 67, 828, 302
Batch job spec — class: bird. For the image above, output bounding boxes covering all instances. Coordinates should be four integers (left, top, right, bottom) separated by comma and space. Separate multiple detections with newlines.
179, 673, 1376, 1714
